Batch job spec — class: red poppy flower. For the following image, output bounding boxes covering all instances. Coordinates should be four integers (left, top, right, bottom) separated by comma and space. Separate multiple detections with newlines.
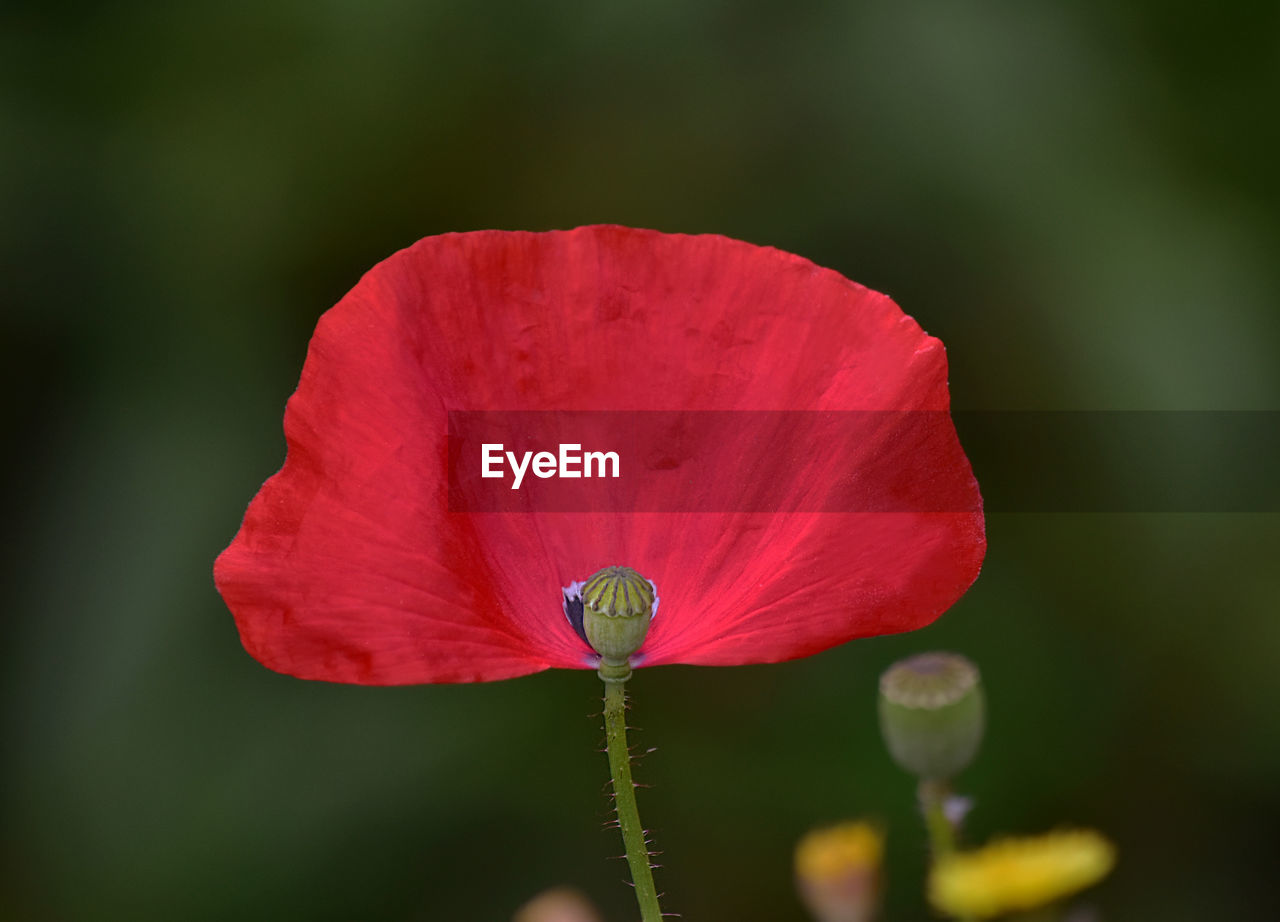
214, 226, 984, 684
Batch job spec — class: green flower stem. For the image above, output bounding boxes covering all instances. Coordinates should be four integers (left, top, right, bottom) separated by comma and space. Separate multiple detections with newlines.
919, 779, 956, 858
920, 779, 979, 922
600, 662, 663, 922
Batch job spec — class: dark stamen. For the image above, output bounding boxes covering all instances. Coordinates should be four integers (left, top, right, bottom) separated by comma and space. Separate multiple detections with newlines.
564, 588, 589, 645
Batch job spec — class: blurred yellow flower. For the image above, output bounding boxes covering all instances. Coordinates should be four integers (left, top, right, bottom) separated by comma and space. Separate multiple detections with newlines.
795, 821, 884, 922
796, 820, 885, 880
929, 829, 1115, 919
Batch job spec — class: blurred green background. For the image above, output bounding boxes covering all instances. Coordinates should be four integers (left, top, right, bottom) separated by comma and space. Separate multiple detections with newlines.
4, 2, 1278, 920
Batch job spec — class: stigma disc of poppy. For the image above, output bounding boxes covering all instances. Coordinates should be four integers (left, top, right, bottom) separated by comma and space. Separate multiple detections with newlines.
214, 226, 985, 684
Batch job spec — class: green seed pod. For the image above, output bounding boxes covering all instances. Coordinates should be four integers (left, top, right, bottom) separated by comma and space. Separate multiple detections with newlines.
580, 566, 656, 663
879, 652, 985, 781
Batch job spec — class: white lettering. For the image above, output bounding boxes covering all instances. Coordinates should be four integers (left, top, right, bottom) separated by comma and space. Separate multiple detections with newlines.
482, 443, 619, 488
584, 450, 620, 478
558, 443, 581, 477
532, 451, 557, 478
481, 444, 504, 478
507, 450, 532, 490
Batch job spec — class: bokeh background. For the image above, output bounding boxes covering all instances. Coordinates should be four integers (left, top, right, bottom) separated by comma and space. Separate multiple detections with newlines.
4, 2, 1278, 920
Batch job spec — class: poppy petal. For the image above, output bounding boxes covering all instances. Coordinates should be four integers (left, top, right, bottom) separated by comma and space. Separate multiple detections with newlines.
215, 226, 984, 684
